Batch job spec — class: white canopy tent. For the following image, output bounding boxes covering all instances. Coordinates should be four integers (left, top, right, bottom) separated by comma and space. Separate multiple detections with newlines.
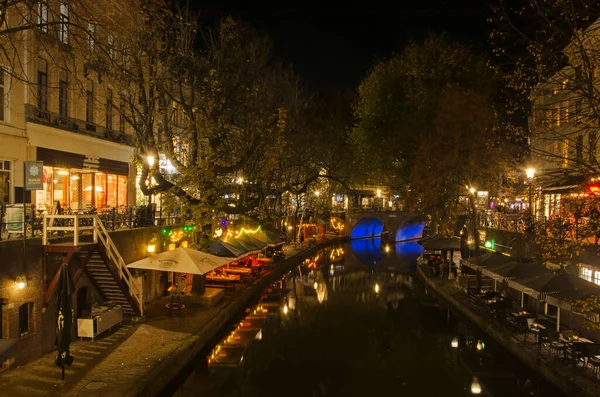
127, 247, 233, 275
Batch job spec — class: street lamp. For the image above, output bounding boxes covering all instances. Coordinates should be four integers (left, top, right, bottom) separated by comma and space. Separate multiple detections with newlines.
526, 168, 536, 232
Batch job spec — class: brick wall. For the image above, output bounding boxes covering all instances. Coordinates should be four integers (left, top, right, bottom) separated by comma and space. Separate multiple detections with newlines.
0, 225, 169, 371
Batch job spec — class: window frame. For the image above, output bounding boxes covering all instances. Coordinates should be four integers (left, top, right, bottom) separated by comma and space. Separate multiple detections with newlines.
59, 2, 69, 44
59, 76, 68, 118
0, 67, 5, 121
0, 159, 13, 204
106, 90, 113, 130
37, 66, 48, 112
87, 23, 95, 52
18, 302, 33, 337
86, 83, 94, 124
37, 0, 48, 33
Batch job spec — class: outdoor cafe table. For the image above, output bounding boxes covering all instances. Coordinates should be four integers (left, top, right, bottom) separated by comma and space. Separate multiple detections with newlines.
558, 336, 594, 360
225, 267, 252, 276
206, 273, 241, 289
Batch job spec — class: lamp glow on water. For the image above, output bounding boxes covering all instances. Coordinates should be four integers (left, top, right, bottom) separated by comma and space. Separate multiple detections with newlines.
471, 377, 482, 394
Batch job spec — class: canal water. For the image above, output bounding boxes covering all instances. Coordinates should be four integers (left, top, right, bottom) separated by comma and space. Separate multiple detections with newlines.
165, 239, 565, 397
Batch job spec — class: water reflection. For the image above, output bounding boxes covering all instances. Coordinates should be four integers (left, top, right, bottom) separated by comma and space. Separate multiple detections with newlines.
171, 241, 564, 397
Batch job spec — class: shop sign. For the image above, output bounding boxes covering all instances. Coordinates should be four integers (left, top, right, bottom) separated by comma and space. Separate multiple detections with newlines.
24, 161, 44, 191
6, 205, 24, 233
83, 156, 100, 170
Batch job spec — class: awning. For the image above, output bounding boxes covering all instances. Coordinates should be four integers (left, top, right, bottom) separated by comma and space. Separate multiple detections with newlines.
224, 235, 261, 254
418, 234, 461, 251
234, 233, 267, 251
264, 229, 286, 245
508, 272, 590, 300
209, 241, 248, 258
462, 252, 512, 271
127, 248, 233, 275
248, 229, 278, 247
545, 287, 600, 312
481, 261, 550, 282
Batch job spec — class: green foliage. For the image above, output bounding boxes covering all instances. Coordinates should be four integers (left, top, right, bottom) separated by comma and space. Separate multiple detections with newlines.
352, 34, 494, 189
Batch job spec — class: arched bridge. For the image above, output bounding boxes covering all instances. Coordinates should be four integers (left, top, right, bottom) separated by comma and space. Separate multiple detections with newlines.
344, 211, 425, 242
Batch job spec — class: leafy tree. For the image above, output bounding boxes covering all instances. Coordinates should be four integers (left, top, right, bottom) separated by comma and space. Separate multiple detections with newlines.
352, 34, 493, 192
409, 86, 517, 248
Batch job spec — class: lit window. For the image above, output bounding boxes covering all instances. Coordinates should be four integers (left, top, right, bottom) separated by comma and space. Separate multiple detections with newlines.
581, 267, 593, 282
595, 271, 600, 286
60, 3, 69, 43
0, 67, 5, 121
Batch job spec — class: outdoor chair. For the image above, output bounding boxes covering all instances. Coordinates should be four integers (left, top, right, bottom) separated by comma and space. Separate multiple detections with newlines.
588, 356, 600, 379
548, 332, 565, 357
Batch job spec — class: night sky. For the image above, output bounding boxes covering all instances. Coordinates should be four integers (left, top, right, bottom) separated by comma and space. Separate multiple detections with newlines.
192, 1, 492, 91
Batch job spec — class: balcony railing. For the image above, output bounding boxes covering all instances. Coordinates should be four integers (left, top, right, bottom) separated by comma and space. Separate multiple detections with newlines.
25, 104, 134, 146
0, 204, 187, 242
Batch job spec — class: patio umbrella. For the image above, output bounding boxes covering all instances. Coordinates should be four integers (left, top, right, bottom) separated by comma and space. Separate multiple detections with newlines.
55, 262, 74, 380
127, 248, 233, 274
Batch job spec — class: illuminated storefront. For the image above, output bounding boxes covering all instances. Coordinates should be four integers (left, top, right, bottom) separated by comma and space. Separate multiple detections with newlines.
36, 148, 129, 212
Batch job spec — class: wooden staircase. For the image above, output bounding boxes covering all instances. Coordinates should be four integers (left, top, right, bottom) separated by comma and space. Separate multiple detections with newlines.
42, 214, 144, 316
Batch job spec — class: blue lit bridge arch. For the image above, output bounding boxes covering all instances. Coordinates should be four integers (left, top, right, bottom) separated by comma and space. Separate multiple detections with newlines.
346, 211, 425, 242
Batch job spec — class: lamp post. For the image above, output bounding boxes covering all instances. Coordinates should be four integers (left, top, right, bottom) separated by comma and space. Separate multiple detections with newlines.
526, 168, 536, 232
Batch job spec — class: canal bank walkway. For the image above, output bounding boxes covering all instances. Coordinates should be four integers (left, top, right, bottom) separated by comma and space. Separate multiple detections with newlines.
0, 239, 337, 397
417, 263, 599, 397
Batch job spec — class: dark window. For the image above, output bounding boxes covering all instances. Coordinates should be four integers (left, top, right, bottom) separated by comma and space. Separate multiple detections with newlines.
577, 135, 584, 162
18, 302, 33, 336
119, 102, 125, 133
106, 90, 112, 130
590, 132, 597, 161
86, 84, 94, 124
0, 68, 5, 121
37, 0, 48, 33
59, 79, 68, 117
37, 68, 47, 111
59, 3, 69, 43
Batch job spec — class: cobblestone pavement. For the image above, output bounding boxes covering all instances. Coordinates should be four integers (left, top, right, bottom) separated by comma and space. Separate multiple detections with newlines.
0, 243, 308, 397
